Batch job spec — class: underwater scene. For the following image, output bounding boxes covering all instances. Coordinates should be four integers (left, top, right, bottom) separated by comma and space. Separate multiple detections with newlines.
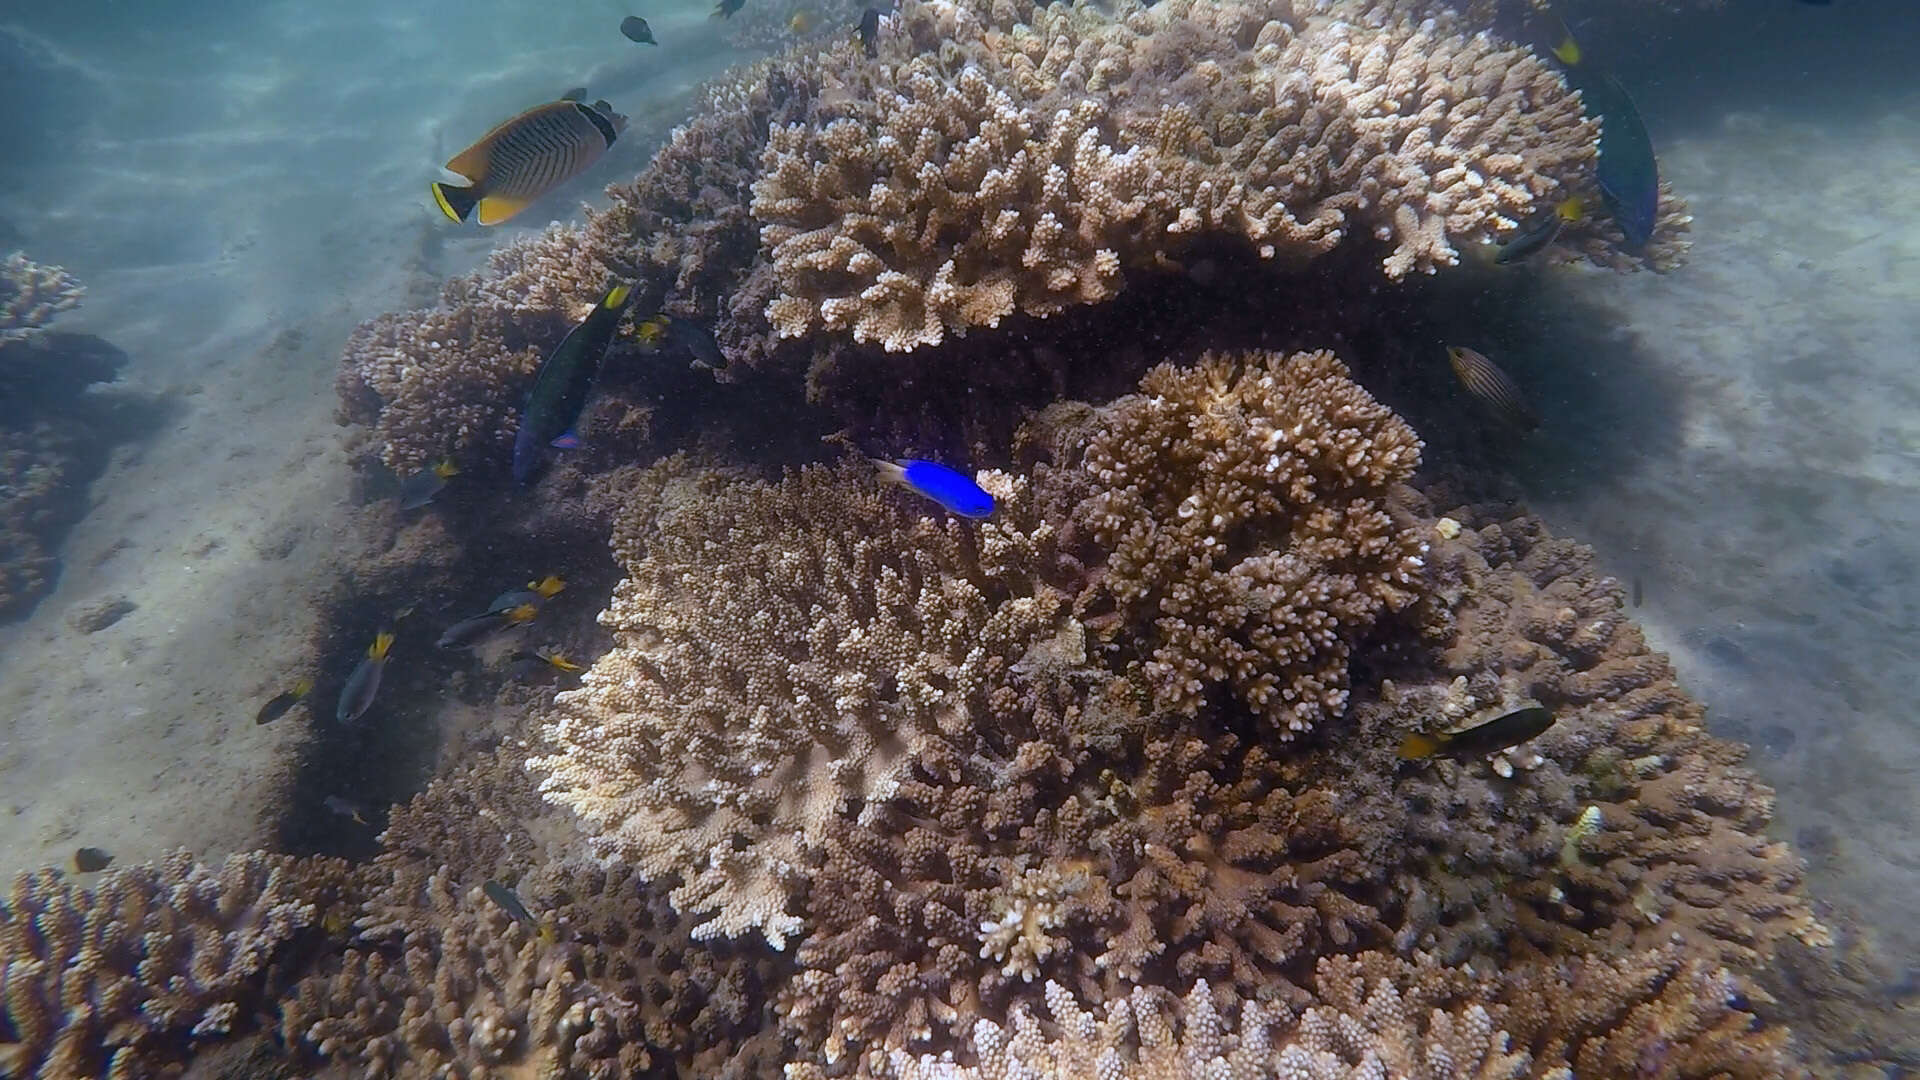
1, 0, 1915, 1075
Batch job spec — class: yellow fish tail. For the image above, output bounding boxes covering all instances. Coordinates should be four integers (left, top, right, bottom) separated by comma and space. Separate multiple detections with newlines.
291, 677, 314, 699
603, 283, 633, 309
369, 632, 395, 660
1550, 19, 1583, 66
1398, 733, 1444, 760
506, 603, 539, 626
1555, 196, 1586, 223
430, 181, 478, 223
530, 575, 566, 598
433, 458, 460, 479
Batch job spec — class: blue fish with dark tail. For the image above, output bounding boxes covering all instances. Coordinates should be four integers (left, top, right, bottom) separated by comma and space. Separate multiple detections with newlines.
1550, 19, 1659, 251
513, 283, 632, 483
872, 458, 995, 518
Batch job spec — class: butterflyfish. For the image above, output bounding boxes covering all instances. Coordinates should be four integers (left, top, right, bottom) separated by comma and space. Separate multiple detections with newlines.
1447, 346, 1541, 431
1494, 197, 1584, 265
621, 16, 657, 43
255, 678, 314, 725
1399, 706, 1556, 761
514, 283, 633, 483
872, 458, 996, 518
431, 99, 628, 226
336, 631, 394, 723
398, 459, 459, 509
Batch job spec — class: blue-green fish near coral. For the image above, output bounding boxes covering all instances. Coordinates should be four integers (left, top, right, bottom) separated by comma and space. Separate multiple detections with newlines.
336, 631, 394, 723
514, 283, 633, 484
1548, 18, 1659, 250
872, 458, 995, 518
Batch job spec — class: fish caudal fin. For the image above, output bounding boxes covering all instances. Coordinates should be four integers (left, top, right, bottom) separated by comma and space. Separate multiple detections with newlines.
431, 182, 479, 223
870, 458, 908, 486
602, 283, 633, 309
550, 430, 582, 450
475, 195, 533, 226
1398, 733, 1443, 760
1550, 19, 1582, 66
369, 631, 395, 660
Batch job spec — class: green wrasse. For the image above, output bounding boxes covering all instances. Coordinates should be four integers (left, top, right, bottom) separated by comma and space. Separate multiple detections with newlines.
514, 284, 633, 483
336, 632, 394, 723
1400, 706, 1556, 761
1547, 17, 1658, 250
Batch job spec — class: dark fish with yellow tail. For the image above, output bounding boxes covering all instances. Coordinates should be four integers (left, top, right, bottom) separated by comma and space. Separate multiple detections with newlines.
483, 880, 557, 942
438, 603, 539, 649
74, 847, 113, 872
255, 678, 314, 725
1400, 706, 1556, 761
514, 283, 633, 483
1547, 18, 1658, 250
431, 99, 628, 226
620, 15, 657, 43
857, 7, 881, 57
336, 631, 394, 723
1495, 197, 1585, 265
488, 575, 566, 615
1447, 346, 1541, 431
508, 649, 586, 684
398, 458, 459, 509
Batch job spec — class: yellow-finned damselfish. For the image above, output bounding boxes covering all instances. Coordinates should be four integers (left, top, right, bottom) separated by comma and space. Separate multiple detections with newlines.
1494, 197, 1584, 264
431, 99, 628, 226
398, 458, 459, 509
437, 603, 539, 650
1399, 706, 1556, 761
488, 575, 566, 615
514, 283, 633, 483
255, 677, 314, 725
336, 631, 394, 723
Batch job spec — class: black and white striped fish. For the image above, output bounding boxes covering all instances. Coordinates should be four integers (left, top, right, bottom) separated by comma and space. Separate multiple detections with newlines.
431, 99, 628, 226
1447, 345, 1541, 431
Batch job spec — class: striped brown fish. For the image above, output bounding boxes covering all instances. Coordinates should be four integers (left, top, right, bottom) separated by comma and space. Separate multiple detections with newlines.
1446, 345, 1541, 431
431, 99, 628, 226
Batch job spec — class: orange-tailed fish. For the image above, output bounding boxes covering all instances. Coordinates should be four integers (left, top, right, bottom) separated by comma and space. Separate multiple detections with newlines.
1495, 197, 1584, 265
255, 678, 314, 725
1400, 706, 1556, 761
515, 283, 633, 483
336, 631, 394, 723
398, 459, 459, 509
1447, 346, 1541, 431
432, 99, 629, 226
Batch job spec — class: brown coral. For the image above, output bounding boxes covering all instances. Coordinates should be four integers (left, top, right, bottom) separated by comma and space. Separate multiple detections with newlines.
1076, 349, 1428, 739
0, 253, 83, 344
753, 0, 1607, 351
0, 850, 354, 1079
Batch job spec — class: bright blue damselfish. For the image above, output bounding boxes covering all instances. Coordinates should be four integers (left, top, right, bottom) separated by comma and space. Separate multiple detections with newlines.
874, 458, 996, 518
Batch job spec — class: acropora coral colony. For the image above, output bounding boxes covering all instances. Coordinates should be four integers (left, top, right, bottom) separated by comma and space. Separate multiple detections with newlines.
4, 0, 1854, 1077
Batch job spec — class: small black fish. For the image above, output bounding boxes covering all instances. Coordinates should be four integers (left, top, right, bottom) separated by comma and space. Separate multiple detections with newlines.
483, 879, 556, 942
1400, 706, 1556, 761
1447, 345, 1541, 431
857, 7, 881, 57
74, 847, 113, 872
621, 16, 657, 43
255, 678, 314, 725
712, 0, 745, 18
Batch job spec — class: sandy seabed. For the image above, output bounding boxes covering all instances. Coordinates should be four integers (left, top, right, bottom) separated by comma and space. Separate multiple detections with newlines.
1, 4, 1916, 978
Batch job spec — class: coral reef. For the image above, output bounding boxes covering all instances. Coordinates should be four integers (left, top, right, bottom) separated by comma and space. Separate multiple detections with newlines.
0, 851, 354, 1079
753, 0, 1605, 350
280, 746, 781, 1079
874, 947, 1795, 1080
0, 253, 82, 344
1074, 349, 1427, 738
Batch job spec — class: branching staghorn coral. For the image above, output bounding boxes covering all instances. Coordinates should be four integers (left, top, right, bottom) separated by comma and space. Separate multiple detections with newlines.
1076, 349, 1428, 739
753, 0, 1608, 351
0, 253, 82, 344
0, 850, 355, 1079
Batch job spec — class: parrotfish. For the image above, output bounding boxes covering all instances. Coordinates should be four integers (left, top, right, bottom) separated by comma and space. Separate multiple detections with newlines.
621, 15, 657, 43
1446, 346, 1541, 431
514, 284, 633, 484
1495, 197, 1584, 264
255, 678, 314, 725
1548, 20, 1659, 250
438, 603, 539, 649
432, 99, 628, 226
398, 459, 459, 509
872, 458, 995, 518
1399, 706, 1556, 761
336, 631, 394, 723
